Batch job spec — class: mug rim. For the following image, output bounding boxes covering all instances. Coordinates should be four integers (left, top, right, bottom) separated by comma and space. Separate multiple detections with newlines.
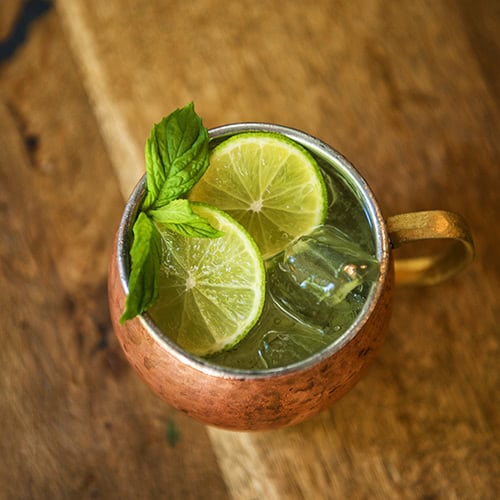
116, 122, 391, 380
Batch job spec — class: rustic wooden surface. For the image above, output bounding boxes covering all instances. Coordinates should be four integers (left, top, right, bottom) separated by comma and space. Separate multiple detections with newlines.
1, 0, 498, 498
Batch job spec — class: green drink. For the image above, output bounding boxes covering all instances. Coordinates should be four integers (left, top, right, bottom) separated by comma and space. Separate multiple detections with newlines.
147, 127, 380, 370
207, 158, 378, 369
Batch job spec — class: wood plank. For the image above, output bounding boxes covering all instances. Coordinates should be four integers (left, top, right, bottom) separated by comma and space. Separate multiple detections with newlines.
56, 0, 500, 498
0, 2, 20, 39
0, 6, 228, 499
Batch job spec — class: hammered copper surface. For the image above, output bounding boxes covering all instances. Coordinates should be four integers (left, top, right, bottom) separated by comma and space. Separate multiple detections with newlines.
108, 232, 395, 431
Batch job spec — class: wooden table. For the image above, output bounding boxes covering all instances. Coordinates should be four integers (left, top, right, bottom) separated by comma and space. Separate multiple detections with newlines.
1, 1, 498, 498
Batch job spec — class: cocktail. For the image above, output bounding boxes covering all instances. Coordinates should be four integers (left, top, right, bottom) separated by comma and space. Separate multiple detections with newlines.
108, 104, 473, 430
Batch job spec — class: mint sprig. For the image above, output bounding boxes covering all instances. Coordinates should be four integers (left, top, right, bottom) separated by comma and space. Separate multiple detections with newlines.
120, 103, 220, 323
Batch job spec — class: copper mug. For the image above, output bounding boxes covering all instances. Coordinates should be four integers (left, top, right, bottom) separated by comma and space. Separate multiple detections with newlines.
108, 123, 474, 431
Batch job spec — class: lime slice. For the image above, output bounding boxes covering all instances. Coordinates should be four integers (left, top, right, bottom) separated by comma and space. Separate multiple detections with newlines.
189, 132, 328, 259
147, 203, 265, 357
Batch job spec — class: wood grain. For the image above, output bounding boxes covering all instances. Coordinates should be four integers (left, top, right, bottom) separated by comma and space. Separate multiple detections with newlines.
1, 0, 498, 498
0, 5, 228, 499
0, 2, 20, 39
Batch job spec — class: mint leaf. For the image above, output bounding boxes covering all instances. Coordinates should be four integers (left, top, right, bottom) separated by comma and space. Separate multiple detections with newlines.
149, 199, 223, 238
142, 131, 165, 211
142, 102, 209, 210
120, 212, 162, 323
122, 103, 218, 322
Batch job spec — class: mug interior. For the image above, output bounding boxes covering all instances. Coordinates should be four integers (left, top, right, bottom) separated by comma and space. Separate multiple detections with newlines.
116, 123, 390, 379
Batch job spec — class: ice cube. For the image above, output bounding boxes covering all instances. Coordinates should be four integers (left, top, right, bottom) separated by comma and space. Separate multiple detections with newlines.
258, 329, 332, 368
268, 225, 379, 327
208, 291, 337, 369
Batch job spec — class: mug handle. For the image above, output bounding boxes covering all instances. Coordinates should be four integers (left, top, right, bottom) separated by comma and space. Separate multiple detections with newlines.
386, 210, 474, 286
